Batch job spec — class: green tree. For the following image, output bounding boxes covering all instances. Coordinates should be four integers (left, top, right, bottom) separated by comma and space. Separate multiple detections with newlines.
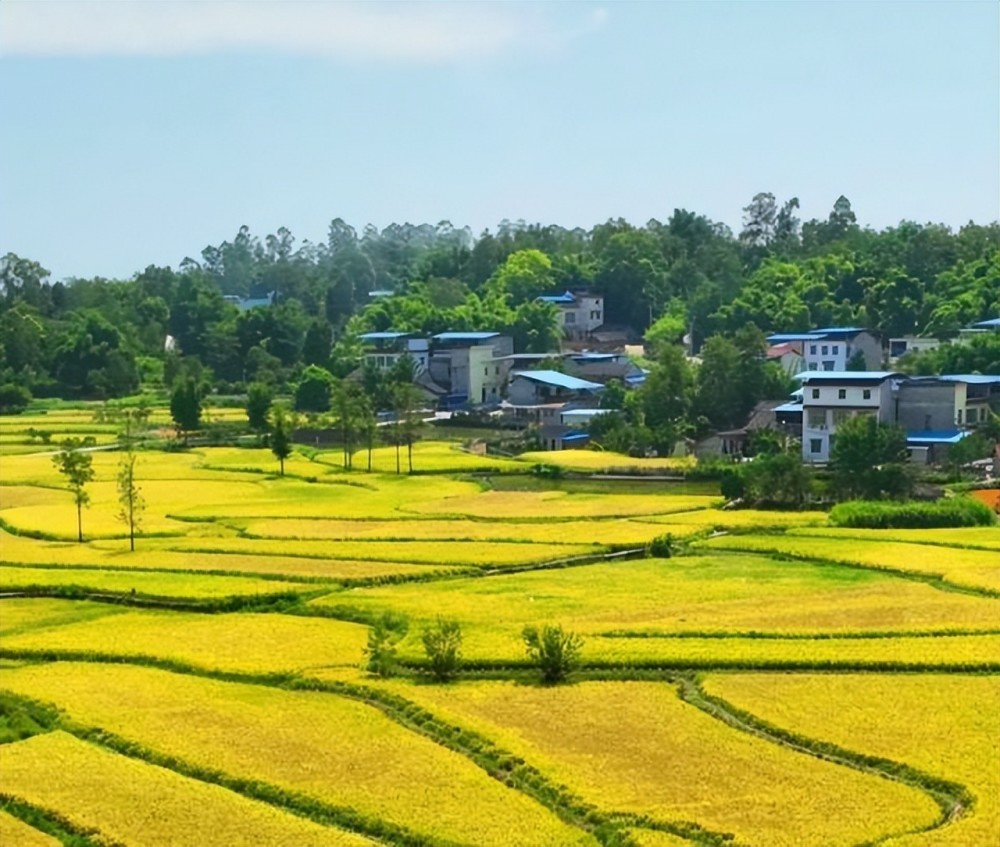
245, 382, 273, 436
522, 624, 583, 684
294, 364, 335, 413
421, 618, 463, 682
270, 405, 293, 476
364, 612, 408, 677
117, 449, 144, 552
52, 439, 95, 542
743, 451, 813, 508
482, 249, 556, 306
831, 415, 912, 500
392, 382, 423, 474
169, 378, 202, 443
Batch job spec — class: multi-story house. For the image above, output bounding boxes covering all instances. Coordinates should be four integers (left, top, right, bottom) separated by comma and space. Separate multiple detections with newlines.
428, 332, 513, 406
767, 327, 882, 372
358, 332, 430, 374
799, 371, 901, 463
536, 290, 604, 340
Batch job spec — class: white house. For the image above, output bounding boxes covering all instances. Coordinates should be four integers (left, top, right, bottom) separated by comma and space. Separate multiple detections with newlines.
799, 371, 902, 463
358, 332, 430, 374
536, 291, 604, 340
506, 370, 604, 406
768, 327, 882, 372
428, 332, 513, 407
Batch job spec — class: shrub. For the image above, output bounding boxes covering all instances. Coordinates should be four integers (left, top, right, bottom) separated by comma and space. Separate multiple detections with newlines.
0, 382, 31, 415
647, 533, 675, 558
421, 618, 463, 682
829, 497, 996, 529
522, 624, 583, 684
363, 612, 408, 677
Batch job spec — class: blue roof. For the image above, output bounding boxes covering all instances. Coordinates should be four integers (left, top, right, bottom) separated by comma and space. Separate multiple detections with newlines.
569, 352, 617, 361
939, 374, 1000, 385
766, 333, 826, 342
906, 430, 971, 445
512, 370, 604, 391
812, 326, 865, 335
796, 371, 900, 383
561, 432, 591, 443
773, 402, 804, 415
432, 332, 500, 342
561, 408, 614, 418
537, 291, 577, 304
359, 331, 410, 341
971, 317, 1000, 328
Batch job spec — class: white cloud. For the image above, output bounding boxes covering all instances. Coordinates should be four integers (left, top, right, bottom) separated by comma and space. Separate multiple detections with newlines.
0, 1, 607, 63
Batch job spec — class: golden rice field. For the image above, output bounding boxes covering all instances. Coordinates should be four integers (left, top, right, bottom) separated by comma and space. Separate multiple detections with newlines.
2, 731, 376, 847
703, 674, 1000, 847
0, 662, 594, 847
365, 679, 939, 847
695, 533, 1000, 594
2, 431, 999, 845
517, 449, 696, 474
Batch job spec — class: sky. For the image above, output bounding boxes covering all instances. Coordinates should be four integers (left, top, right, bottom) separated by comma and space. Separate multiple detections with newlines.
1, 0, 998, 282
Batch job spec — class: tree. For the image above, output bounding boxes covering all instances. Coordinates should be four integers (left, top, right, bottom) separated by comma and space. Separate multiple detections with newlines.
364, 612, 408, 677
246, 382, 273, 436
831, 415, 912, 500
117, 449, 144, 552
392, 382, 423, 474
421, 618, 463, 682
743, 451, 813, 508
52, 439, 95, 542
270, 405, 293, 476
0, 382, 31, 415
294, 364, 335, 413
170, 378, 202, 443
522, 624, 583, 684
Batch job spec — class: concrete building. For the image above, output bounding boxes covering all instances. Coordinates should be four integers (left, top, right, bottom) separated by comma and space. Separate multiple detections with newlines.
888, 336, 941, 363
768, 327, 882, 372
536, 290, 604, 340
506, 370, 604, 406
358, 332, 430, 374
428, 332, 513, 407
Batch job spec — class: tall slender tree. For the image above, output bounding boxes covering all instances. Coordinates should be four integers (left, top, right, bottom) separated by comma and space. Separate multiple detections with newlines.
52, 438, 94, 543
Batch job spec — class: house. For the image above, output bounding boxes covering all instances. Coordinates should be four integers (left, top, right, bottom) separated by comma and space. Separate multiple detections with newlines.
765, 342, 805, 376
888, 336, 941, 363
428, 332, 513, 407
536, 290, 604, 340
897, 374, 1000, 431
223, 291, 276, 312
564, 352, 646, 386
358, 332, 430, 374
506, 370, 604, 406
767, 327, 882, 372
799, 371, 902, 463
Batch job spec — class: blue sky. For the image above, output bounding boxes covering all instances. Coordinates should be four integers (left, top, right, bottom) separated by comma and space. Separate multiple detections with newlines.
1, 1, 997, 282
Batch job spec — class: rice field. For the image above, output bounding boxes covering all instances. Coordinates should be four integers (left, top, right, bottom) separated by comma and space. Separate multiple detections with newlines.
2, 428, 997, 845
0, 662, 595, 847
517, 449, 696, 474
703, 674, 1000, 847
0, 810, 60, 847
1, 731, 376, 847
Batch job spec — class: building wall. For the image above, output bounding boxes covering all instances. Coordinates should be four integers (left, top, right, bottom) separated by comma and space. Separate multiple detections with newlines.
802, 331, 881, 371
801, 381, 891, 463
895, 382, 960, 431
560, 294, 604, 339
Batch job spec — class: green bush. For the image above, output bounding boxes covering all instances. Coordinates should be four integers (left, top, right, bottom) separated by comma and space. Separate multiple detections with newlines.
522, 624, 583, 684
363, 612, 408, 677
646, 533, 675, 558
421, 618, 463, 682
830, 497, 996, 529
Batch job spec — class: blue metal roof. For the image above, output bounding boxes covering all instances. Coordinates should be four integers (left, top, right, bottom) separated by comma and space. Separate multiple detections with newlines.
939, 374, 1000, 385
796, 371, 900, 383
971, 318, 1000, 328
906, 430, 971, 445
812, 326, 865, 335
569, 352, 618, 362
766, 333, 826, 342
512, 370, 604, 391
359, 331, 410, 341
537, 291, 577, 304
561, 432, 591, 443
432, 332, 500, 341
773, 402, 804, 414
561, 408, 614, 418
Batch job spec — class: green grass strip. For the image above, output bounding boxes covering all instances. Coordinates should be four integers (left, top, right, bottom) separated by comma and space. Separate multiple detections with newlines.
0, 794, 109, 847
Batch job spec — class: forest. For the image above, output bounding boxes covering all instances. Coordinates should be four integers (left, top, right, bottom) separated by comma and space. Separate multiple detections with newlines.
1, 193, 998, 434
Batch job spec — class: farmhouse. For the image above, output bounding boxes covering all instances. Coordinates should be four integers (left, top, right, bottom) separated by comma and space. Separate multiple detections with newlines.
767, 327, 882, 371
536, 290, 604, 340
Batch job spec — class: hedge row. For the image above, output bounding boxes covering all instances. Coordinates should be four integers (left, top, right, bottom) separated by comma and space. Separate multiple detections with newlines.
829, 497, 997, 529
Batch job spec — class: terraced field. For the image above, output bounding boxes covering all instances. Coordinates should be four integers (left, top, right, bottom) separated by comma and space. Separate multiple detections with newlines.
2, 434, 998, 846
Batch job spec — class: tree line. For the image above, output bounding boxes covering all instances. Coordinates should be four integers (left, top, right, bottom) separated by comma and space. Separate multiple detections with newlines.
1, 198, 997, 417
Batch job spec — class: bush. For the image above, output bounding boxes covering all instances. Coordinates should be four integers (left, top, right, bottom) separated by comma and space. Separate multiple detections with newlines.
0, 382, 31, 415
363, 612, 408, 677
830, 497, 996, 529
421, 618, 463, 682
647, 533, 675, 558
522, 624, 583, 684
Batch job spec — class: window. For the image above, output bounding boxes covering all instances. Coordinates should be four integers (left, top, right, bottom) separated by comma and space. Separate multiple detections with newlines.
957, 409, 964, 424
821, 345, 829, 355
810, 438, 822, 454
832, 409, 851, 426
808, 363, 818, 371
565, 312, 576, 324
966, 408, 977, 424
862, 389, 871, 400
809, 345, 817, 355
838, 389, 847, 399
811, 388, 820, 399
808, 410, 826, 428
832, 345, 839, 354
823, 361, 834, 370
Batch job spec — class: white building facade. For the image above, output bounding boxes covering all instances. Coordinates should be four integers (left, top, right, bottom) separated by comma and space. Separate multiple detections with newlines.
800, 372, 901, 463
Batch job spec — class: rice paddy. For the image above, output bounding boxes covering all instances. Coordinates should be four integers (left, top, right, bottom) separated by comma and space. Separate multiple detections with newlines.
1, 430, 997, 845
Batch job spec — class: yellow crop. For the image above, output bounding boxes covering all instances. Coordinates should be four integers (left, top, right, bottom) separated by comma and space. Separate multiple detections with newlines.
625, 829, 692, 847
703, 673, 1000, 847
314, 554, 1000, 662
640, 509, 830, 529
365, 679, 938, 847
0, 598, 123, 638
791, 525, 1000, 550
0, 565, 312, 598
516, 449, 696, 473
0, 731, 375, 846
0, 663, 595, 847
0, 810, 60, 847
347, 442, 523, 474
238, 516, 671, 547
163, 536, 597, 566
3, 609, 368, 674
406, 489, 719, 519
696, 534, 1000, 593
